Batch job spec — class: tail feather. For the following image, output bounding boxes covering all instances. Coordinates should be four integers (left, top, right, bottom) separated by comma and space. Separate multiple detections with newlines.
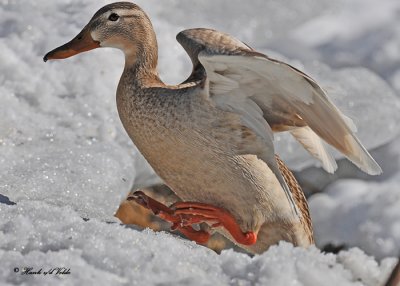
290, 126, 338, 173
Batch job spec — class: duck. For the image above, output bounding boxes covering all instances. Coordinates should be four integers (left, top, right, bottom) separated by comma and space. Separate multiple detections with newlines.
43, 2, 381, 254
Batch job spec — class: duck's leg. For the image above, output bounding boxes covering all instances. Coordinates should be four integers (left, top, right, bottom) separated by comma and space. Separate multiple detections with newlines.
127, 191, 210, 244
128, 191, 256, 246
172, 202, 257, 246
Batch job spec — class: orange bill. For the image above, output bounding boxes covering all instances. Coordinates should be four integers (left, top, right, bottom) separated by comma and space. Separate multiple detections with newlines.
43, 27, 100, 62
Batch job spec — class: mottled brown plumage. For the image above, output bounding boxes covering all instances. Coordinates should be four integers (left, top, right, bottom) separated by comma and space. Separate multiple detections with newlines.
276, 156, 314, 244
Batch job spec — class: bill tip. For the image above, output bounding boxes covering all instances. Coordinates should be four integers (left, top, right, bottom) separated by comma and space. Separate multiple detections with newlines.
43, 53, 49, 62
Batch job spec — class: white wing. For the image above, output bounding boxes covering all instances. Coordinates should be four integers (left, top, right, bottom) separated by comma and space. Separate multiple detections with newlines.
199, 52, 382, 176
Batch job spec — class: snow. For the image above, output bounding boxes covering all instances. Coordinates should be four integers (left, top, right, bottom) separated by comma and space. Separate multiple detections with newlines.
0, 201, 397, 286
1, 0, 400, 285
309, 176, 400, 260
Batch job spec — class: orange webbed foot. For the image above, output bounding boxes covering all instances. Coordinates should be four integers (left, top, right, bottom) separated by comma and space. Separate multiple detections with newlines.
128, 191, 257, 246
172, 202, 257, 246
127, 191, 210, 244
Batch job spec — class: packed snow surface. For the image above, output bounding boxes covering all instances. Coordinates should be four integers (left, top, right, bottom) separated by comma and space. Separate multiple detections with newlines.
0, 201, 397, 286
1, 0, 400, 285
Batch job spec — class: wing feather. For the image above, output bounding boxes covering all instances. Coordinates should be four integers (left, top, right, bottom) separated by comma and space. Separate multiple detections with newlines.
290, 127, 337, 173
199, 52, 382, 175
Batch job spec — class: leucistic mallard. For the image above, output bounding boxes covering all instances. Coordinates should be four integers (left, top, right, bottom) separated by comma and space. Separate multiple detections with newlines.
44, 2, 381, 254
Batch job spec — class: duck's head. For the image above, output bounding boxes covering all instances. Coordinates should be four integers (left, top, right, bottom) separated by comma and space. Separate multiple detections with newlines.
44, 2, 157, 66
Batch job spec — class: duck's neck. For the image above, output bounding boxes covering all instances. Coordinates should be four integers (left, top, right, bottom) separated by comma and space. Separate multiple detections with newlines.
122, 21, 163, 88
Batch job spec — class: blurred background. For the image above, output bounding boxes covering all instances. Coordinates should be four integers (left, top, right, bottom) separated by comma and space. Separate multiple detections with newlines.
1, 0, 400, 268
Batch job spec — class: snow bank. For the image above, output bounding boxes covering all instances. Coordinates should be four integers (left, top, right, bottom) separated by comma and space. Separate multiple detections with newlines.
1, 0, 400, 285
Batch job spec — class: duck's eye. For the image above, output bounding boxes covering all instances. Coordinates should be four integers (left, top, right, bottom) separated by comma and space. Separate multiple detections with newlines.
108, 13, 119, 21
